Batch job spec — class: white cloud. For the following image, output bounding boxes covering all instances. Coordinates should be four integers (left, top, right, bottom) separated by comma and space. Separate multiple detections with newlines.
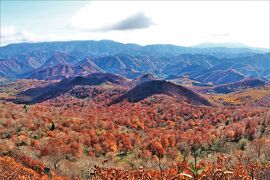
1, 1, 269, 48
97, 12, 154, 31
1, 26, 17, 37
0, 26, 67, 46
0, 26, 41, 46
0, 26, 106, 46
66, 1, 269, 48
67, 1, 155, 31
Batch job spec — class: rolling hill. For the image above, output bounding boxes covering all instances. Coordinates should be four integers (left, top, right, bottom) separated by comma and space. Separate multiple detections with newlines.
112, 80, 212, 106
12, 73, 130, 104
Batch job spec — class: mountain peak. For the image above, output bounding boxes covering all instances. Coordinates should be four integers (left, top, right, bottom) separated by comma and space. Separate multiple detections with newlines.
193, 42, 269, 52
131, 73, 156, 87
112, 80, 212, 106
193, 42, 248, 48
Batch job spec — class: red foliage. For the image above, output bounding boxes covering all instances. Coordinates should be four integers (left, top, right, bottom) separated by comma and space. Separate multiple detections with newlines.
148, 140, 166, 158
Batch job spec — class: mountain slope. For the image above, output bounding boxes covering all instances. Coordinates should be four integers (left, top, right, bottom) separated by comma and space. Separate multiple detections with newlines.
74, 58, 102, 75
130, 73, 156, 87
27, 64, 75, 80
212, 78, 266, 94
195, 69, 245, 85
40, 52, 77, 68
92, 55, 127, 74
92, 54, 167, 78
112, 80, 211, 106
13, 73, 130, 104
0, 40, 269, 82
26, 57, 102, 80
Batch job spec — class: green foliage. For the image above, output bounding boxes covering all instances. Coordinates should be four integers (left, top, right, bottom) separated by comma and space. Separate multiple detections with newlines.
210, 139, 230, 153
117, 151, 131, 159
49, 122, 55, 131
238, 138, 248, 150
23, 104, 30, 113
189, 161, 204, 179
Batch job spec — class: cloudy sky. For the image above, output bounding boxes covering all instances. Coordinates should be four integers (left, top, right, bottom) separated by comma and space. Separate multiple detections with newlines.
1, 1, 269, 48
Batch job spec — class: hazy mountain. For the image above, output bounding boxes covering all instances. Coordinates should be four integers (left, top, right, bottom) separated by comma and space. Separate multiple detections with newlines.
0, 58, 36, 78
1, 40, 266, 60
74, 58, 103, 76
40, 52, 77, 68
27, 64, 75, 80
211, 78, 266, 94
193, 42, 269, 52
23, 55, 102, 80
0, 40, 269, 84
195, 69, 245, 85
162, 54, 219, 78
92, 54, 167, 78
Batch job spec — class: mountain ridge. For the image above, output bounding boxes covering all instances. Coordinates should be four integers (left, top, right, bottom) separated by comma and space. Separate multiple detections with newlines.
1, 40, 269, 85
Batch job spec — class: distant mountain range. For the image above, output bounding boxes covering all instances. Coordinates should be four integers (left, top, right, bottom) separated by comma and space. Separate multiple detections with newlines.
0, 40, 269, 85
192, 42, 268, 52
210, 78, 266, 94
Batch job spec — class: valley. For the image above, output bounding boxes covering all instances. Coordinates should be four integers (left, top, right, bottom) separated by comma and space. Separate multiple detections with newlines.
0, 41, 270, 179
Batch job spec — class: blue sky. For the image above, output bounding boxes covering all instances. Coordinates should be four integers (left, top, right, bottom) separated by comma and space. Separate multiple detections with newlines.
1, 1, 87, 36
1, 1, 269, 48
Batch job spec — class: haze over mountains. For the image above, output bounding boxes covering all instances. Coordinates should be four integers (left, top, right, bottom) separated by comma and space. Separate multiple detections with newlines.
0, 40, 269, 86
